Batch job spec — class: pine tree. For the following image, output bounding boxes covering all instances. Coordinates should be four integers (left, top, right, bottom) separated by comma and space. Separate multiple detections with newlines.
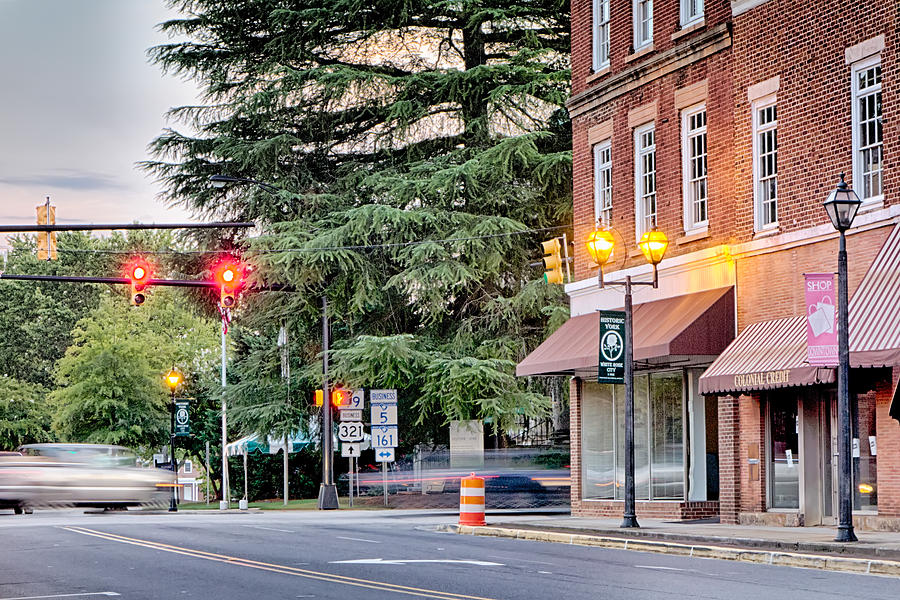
144, 0, 572, 442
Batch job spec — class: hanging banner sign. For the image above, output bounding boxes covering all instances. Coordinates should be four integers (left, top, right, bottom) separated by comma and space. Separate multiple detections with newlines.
805, 273, 838, 366
174, 399, 190, 436
597, 310, 626, 383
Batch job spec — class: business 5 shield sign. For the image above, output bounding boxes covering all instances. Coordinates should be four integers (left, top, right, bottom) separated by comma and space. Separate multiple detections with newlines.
598, 310, 626, 383
805, 273, 838, 366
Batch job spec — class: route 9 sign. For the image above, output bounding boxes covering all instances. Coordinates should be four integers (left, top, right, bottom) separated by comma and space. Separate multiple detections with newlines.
338, 422, 364, 442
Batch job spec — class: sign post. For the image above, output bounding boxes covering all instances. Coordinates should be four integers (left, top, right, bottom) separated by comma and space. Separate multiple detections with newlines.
370, 389, 398, 506
339, 389, 366, 507
597, 310, 626, 383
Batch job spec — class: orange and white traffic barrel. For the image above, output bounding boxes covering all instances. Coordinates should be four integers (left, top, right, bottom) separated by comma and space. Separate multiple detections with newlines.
459, 473, 486, 526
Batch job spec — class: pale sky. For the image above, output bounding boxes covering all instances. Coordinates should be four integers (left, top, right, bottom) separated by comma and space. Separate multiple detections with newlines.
0, 0, 199, 236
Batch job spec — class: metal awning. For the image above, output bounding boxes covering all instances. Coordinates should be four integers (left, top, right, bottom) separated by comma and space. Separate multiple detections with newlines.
516, 287, 734, 377
698, 316, 835, 395
849, 223, 900, 367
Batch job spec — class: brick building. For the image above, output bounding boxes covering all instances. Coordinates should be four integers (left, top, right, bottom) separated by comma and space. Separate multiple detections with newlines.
518, 1, 900, 528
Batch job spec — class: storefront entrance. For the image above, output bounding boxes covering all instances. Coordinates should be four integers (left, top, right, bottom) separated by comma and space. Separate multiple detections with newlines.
767, 389, 838, 526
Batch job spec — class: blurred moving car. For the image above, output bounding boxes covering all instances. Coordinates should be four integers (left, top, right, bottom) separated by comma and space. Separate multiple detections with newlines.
0, 443, 175, 512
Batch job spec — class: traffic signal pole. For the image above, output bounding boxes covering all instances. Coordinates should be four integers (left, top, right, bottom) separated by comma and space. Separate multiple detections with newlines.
317, 296, 339, 509
221, 319, 230, 510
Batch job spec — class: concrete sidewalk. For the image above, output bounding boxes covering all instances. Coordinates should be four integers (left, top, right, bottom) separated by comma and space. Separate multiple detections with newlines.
441, 514, 900, 576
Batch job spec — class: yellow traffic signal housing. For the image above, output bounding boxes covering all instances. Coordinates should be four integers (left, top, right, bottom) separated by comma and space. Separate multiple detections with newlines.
542, 238, 564, 284
314, 389, 324, 407
128, 260, 151, 306
36, 202, 57, 261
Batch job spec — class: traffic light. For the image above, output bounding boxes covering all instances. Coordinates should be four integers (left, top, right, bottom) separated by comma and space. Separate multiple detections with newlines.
36, 201, 57, 261
127, 259, 152, 306
542, 238, 564, 284
331, 387, 348, 407
214, 260, 243, 309
314, 389, 324, 407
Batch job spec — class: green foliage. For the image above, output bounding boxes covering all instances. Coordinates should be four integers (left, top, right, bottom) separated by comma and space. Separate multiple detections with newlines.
144, 0, 573, 444
49, 290, 220, 451
0, 376, 53, 449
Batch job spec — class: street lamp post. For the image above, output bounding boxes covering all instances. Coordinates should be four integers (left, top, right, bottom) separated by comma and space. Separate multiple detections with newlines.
165, 368, 184, 513
823, 173, 861, 543
586, 227, 668, 528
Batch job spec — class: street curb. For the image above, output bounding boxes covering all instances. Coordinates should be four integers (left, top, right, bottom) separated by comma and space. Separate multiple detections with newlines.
438, 524, 900, 577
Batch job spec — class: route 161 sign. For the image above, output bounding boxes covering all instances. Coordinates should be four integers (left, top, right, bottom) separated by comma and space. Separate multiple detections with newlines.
597, 310, 625, 384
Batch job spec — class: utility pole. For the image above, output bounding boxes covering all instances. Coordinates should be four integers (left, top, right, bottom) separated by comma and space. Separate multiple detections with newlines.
317, 296, 339, 509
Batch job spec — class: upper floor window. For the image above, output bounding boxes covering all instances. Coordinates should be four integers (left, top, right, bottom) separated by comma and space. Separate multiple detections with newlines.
682, 105, 707, 232
852, 57, 882, 203
680, 0, 703, 27
594, 140, 612, 226
593, 0, 611, 71
634, 0, 653, 50
634, 123, 657, 237
753, 96, 778, 230
183, 460, 193, 474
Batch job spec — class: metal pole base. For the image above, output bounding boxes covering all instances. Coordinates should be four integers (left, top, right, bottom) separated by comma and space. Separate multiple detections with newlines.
317, 484, 339, 510
834, 525, 858, 542
169, 496, 178, 512
620, 515, 640, 528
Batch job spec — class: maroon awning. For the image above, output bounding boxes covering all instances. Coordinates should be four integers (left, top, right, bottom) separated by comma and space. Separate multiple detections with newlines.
698, 316, 835, 395
516, 287, 734, 377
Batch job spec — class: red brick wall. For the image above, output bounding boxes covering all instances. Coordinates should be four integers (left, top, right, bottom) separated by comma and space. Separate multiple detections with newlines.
572, 500, 719, 520
733, 225, 891, 331
717, 394, 741, 523
569, 377, 584, 509
738, 393, 766, 512
875, 367, 900, 517
732, 2, 899, 241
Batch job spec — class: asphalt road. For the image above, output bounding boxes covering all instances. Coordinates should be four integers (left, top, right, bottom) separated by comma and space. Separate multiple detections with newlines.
1, 508, 899, 600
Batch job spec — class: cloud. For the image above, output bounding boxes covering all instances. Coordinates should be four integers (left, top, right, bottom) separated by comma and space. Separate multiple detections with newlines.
0, 170, 129, 192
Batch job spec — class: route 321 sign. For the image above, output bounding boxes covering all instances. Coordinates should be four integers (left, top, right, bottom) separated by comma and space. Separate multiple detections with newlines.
338, 421, 364, 442
597, 310, 625, 384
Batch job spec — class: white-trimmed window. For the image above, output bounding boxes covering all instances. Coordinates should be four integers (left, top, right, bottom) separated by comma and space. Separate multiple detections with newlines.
593, 0, 611, 71
852, 57, 883, 203
634, 123, 657, 237
680, 0, 703, 27
183, 460, 193, 474
594, 140, 612, 226
682, 105, 708, 232
752, 96, 777, 230
634, 0, 653, 50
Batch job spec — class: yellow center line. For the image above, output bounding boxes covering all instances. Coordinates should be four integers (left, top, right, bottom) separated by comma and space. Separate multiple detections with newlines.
61, 526, 496, 600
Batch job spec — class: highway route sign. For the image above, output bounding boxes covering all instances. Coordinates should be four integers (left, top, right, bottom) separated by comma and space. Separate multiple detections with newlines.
338, 421, 364, 442
371, 425, 398, 448
371, 403, 398, 426
341, 443, 361, 458
375, 448, 395, 462
341, 388, 364, 410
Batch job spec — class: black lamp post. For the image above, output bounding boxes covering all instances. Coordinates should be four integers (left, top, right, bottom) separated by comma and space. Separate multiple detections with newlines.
165, 368, 184, 512
586, 227, 668, 528
823, 173, 861, 543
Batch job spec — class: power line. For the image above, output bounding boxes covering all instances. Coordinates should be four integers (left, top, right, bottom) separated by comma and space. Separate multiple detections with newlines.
48, 224, 572, 256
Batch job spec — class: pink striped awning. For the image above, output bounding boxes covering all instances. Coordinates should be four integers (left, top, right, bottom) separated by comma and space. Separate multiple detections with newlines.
849, 223, 900, 367
698, 316, 835, 395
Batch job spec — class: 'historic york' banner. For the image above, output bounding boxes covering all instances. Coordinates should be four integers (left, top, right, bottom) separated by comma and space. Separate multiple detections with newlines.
805, 273, 838, 366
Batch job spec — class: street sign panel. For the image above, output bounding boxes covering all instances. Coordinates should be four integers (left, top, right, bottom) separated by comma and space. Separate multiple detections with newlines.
597, 310, 626, 384
340, 388, 364, 410
371, 425, 398, 448
340, 409, 363, 422
338, 422, 364, 442
375, 448, 395, 462
370, 403, 398, 426
341, 443, 362, 458
174, 399, 190, 436
370, 389, 397, 404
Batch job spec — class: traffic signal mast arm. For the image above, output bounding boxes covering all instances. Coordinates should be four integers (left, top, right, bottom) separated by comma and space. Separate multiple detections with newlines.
0, 273, 297, 292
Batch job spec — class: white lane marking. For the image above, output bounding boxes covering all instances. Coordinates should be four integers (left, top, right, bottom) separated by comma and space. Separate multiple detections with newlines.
241, 525, 294, 533
634, 565, 686, 571
330, 558, 504, 566
0, 594, 120, 600
488, 556, 554, 566
537, 571, 553, 575
336, 536, 381, 544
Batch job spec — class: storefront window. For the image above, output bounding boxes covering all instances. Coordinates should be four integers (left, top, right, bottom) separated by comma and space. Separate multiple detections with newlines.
854, 391, 877, 510
651, 372, 684, 499
770, 399, 799, 509
582, 383, 616, 499
582, 371, 685, 502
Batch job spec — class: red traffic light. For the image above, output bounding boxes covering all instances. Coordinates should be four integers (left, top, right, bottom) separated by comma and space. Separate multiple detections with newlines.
213, 259, 244, 309
127, 258, 152, 306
